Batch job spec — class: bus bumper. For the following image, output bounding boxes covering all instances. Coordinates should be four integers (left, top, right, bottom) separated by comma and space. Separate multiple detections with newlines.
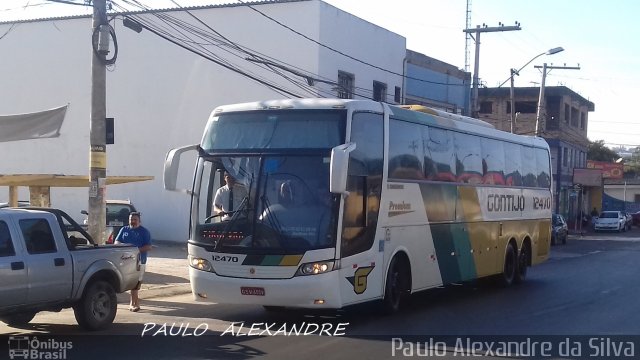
189, 267, 343, 309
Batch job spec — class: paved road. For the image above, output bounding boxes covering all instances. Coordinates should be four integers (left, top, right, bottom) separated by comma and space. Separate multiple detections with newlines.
3, 235, 640, 359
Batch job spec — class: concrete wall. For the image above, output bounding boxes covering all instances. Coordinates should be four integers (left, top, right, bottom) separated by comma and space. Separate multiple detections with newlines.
0, 0, 405, 241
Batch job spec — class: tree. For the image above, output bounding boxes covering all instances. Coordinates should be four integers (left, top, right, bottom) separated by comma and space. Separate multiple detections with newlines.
587, 140, 619, 162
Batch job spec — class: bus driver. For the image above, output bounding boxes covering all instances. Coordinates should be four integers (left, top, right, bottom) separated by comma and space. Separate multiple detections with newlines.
213, 171, 247, 221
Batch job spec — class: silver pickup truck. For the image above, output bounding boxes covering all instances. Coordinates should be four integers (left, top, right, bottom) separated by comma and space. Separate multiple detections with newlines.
0, 207, 141, 330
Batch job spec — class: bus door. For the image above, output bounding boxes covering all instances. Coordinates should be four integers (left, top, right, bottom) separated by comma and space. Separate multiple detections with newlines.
337, 112, 384, 305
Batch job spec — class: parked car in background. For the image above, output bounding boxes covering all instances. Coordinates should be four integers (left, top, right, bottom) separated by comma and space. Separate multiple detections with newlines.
82, 200, 137, 244
0, 201, 30, 209
551, 214, 568, 245
594, 211, 627, 232
632, 211, 640, 227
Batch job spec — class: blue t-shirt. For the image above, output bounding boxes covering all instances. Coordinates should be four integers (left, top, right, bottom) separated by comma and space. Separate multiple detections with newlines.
115, 226, 152, 264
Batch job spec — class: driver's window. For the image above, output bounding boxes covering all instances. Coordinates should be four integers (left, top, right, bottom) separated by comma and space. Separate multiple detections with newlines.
198, 162, 222, 224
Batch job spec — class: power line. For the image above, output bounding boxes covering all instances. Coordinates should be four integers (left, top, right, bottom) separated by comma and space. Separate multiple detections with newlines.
114, 0, 395, 101
235, 0, 467, 88
114, 0, 323, 98
118, 12, 302, 98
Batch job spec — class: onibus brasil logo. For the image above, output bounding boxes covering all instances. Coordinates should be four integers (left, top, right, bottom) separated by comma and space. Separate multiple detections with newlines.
8, 336, 72, 360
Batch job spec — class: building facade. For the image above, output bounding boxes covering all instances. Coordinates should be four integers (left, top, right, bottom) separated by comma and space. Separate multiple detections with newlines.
477, 86, 595, 222
404, 50, 470, 115
0, 0, 469, 241
603, 180, 640, 213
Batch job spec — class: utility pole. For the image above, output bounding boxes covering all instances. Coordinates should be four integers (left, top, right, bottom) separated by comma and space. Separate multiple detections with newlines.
89, 0, 108, 243
509, 68, 516, 133
534, 63, 581, 136
464, 23, 521, 118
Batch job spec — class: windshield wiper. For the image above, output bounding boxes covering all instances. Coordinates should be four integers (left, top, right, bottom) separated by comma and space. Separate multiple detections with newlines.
215, 171, 254, 250
260, 195, 283, 236
214, 196, 250, 251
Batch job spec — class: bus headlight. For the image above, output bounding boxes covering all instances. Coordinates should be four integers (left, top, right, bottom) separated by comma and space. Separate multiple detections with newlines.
189, 255, 213, 272
296, 260, 334, 276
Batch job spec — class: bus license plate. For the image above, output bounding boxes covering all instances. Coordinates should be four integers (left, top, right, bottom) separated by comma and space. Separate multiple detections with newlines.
241, 287, 265, 296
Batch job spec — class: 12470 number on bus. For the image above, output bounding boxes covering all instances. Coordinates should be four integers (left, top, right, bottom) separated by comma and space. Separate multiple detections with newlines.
212, 255, 239, 262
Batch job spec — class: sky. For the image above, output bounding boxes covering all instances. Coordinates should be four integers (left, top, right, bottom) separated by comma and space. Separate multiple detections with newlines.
2, 0, 638, 148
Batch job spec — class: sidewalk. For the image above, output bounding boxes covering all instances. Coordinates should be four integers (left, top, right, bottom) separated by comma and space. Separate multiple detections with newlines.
568, 226, 640, 242
138, 240, 192, 299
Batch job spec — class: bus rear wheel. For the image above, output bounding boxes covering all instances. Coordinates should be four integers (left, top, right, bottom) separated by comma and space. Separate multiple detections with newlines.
500, 243, 517, 287
515, 243, 529, 284
382, 255, 410, 314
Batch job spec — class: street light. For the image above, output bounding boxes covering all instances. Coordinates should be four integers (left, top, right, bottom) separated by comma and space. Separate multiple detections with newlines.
500, 47, 564, 133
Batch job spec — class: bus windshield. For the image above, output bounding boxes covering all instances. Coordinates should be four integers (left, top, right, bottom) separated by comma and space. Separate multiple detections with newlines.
195, 155, 338, 254
201, 109, 346, 151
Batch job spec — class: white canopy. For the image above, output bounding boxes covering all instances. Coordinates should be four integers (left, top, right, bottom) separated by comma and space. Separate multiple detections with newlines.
0, 104, 67, 143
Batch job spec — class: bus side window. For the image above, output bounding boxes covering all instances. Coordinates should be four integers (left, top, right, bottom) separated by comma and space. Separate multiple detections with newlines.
504, 142, 523, 186
481, 138, 506, 185
425, 127, 456, 182
388, 119, 424, 180
536, 148, 551, 188
521, 146, 537, 187
454, 132, 482, 184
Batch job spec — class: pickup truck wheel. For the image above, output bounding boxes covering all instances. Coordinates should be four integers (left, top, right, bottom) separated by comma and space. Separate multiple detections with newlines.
0, 312, 37, 326
73, 280, 117, 331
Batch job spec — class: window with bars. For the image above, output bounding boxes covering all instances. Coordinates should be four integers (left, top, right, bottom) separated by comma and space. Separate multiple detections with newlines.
479, 101, 493, 114
337, 71, 354, 99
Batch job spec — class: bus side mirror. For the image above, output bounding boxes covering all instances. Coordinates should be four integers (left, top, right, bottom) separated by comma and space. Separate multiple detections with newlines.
330, 142, 356, 195
164, 144, 198, 192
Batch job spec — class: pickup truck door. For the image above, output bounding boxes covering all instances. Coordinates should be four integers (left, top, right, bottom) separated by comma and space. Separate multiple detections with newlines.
0, 219, 28, 307
18, 217, 73, 303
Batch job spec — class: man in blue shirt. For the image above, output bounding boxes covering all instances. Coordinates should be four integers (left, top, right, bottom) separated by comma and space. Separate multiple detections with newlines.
115, 211, 152, 312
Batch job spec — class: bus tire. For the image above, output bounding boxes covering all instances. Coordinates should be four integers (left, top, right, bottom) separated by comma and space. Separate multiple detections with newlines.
500, 243, 517, 287
382, 255, 410, 314
515, 243, 529, 284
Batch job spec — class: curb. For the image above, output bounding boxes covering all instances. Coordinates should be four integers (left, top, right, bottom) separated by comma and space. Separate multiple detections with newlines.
141, 283, 192, 300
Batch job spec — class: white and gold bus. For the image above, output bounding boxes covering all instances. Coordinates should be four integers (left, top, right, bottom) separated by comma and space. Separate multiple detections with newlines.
164, 99, 552, 313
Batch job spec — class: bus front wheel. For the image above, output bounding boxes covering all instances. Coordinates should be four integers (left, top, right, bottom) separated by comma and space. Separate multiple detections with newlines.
382, 255, 410, 314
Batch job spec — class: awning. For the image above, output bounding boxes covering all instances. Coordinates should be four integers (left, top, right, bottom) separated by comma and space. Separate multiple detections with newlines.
0, 104, 67, 143
0, 174, 154, 208
0, 174, 154, 187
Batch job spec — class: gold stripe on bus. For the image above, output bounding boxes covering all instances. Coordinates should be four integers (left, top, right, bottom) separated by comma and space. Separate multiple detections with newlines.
457, 186, 482, 222
456, 186, 493, 277
279, 255, 304, 266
